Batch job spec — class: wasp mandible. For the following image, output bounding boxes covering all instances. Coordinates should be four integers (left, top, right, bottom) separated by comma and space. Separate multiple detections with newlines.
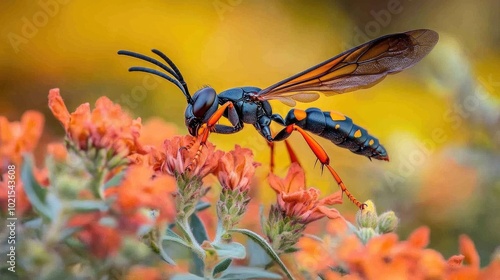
118, 29, 439, 209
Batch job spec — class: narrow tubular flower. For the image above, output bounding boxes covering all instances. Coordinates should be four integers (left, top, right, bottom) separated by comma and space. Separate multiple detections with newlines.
0, 111, 44, 216
216, 145, 259, 192
155, 135, 223, 178
215, 146, 259, 235
68, 212, 122, 259
0, 111, 44, 169
265, 163, 345, 254
48, 88, 144, 156
268, 163, 343, 224
105, 165, 177, 225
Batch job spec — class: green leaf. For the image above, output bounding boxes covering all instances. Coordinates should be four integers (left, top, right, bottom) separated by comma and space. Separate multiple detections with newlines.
166, 227, 183, 239
162, 235, 191, 249
247, 238, 272, 267
102, 170, 125, 190
189, 213, 209, 244
195, 201, 211, 212
220, 266, 282, 279
189, 213, 208, 276
212, 258, 232, 277
212, 241, 246, 259
229, 229, 295, 280
21, 155, 51, 218
160, 232, 192, 265
159, 245, 176, 265
171, 273, 205, 280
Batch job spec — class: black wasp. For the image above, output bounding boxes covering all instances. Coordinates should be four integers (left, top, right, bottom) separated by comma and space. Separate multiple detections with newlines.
118, 29, 439, 209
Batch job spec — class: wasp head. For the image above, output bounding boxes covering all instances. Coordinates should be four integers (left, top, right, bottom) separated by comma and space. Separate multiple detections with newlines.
185, 86, 219, 136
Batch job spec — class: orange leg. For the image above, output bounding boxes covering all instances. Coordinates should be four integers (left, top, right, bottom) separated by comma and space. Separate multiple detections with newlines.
180, 135, 197, 152
268, 140, 301, 173
276, 124, 365, 209
185, 102, 234, 172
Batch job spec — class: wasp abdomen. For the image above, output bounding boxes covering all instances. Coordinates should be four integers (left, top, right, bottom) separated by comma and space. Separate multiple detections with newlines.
285, 108, 388, 161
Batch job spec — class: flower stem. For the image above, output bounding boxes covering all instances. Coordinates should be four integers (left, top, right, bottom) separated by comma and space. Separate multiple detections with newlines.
177, 217, 206, 260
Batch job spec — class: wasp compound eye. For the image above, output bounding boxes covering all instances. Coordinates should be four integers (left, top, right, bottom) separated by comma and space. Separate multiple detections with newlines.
192, 87, 217, 118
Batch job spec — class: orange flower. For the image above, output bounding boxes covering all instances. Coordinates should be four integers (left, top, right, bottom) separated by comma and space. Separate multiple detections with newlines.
296, 235, 337, 275
106, 165, 177, 224
0, 111, 44, 170
68, 212, 121, 259
325, 226, 500, 279
268, 163, 343, 224
125, 264, 183, 280
0, 173, 32, 216
216, 145, 259, 191
0, 111, 45, 216
335, 228, 429, 279
129, 118, 178, 169
154, 135, 224, 178
126, 266, 162, 280
48, 88, 143, 156
459, 234, 480, 268
139, 117, 178, 148
46, 142, 68, 161
447, 235, 482, 279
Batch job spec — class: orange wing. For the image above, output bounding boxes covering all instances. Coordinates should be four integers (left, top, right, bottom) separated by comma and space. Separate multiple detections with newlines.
257, 29, 439, 106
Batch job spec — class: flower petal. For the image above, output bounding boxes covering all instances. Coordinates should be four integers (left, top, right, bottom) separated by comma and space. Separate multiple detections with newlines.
48, 88, 70, 129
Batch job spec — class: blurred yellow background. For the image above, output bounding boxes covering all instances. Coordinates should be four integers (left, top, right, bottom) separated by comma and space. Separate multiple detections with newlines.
1, 0, 499, 265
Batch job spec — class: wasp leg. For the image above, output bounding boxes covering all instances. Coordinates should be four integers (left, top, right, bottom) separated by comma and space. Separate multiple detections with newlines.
271, 114, 286, 126
267, 137, 300, 173
213, 123, 243, 134
267, 115, 300, 173
273, 124, 366, 209
179, 135, 197, 153
185, 101, 236, 172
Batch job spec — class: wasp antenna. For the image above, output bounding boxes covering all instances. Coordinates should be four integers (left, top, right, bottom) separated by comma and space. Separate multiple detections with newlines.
151, 49, 190, 97
118, 50, 180, 80
128, 66, 189, 99
118, 50, 193, 104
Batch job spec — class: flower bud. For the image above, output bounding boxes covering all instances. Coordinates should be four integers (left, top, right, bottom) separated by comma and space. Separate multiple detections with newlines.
377, 211, 399, 234
357, 227, 378, 244
355, 200, 378, 229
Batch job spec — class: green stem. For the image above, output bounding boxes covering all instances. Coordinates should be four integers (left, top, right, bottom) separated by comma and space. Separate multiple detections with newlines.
177, 217, 205, 260
44, 206, 64, 246
147, 230, 161, 255
213, 220, 225, 244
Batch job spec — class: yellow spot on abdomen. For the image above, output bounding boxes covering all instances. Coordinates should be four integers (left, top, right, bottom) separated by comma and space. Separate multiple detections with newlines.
369, 139, 374, 146
293, 109, 307, 121
330, 111, 346, 121
335, 124, 340, 129
354, 129, 362, 138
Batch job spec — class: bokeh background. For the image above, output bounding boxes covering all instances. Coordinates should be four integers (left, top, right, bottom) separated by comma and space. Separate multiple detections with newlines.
1, 0, 499, 265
